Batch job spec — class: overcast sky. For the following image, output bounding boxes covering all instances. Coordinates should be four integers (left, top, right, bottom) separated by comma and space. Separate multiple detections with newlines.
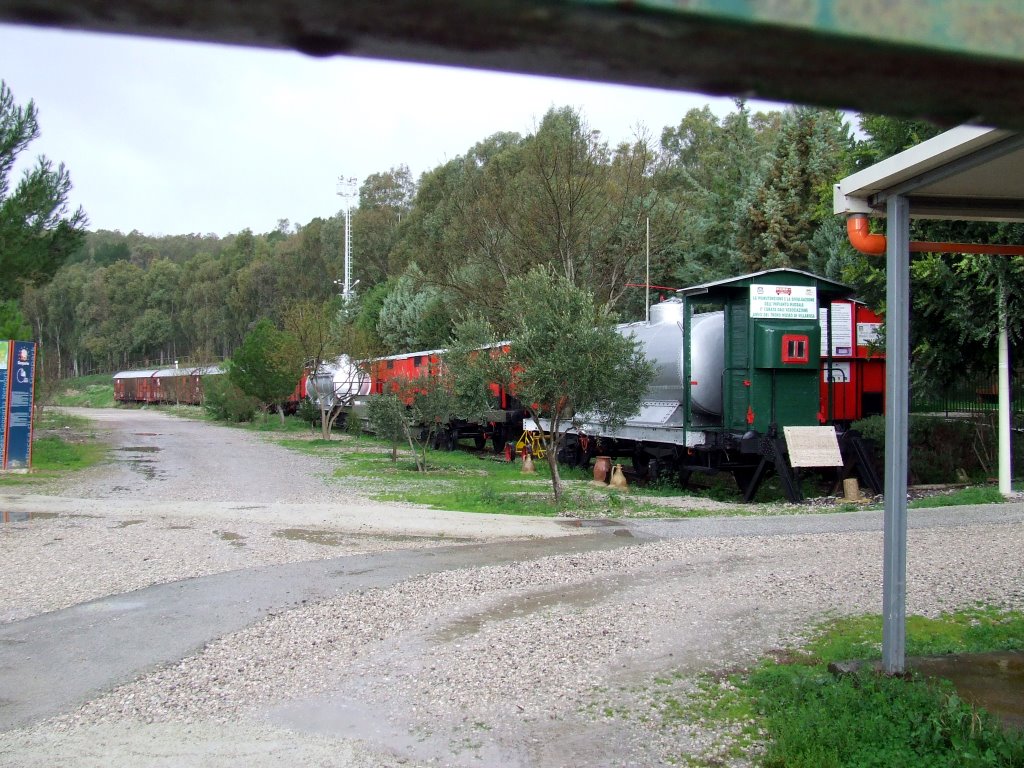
1, 23, 786, 238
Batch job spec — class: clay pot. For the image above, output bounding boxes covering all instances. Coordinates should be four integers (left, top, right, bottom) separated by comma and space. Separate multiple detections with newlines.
610, 464, 628, 490
593, 456, 611, 485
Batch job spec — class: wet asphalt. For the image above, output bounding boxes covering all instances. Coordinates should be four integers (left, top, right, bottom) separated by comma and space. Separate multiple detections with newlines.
0, 531, 631, 731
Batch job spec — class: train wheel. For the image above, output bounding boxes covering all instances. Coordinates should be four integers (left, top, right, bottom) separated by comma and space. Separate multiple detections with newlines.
492, 426, 507, 455
631, 449, 650, 479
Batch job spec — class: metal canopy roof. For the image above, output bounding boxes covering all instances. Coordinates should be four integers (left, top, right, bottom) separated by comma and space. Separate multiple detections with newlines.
680, 267, 851, 297
834, 126, 1024, 221
834, 124, 1022, 675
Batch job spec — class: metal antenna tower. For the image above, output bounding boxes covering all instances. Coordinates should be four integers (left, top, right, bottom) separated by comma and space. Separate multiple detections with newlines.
336, 176, 359, 301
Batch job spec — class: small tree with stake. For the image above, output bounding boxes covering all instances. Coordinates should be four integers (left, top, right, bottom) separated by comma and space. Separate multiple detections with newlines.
366, 371, 456, 472
448, 266, 654, 506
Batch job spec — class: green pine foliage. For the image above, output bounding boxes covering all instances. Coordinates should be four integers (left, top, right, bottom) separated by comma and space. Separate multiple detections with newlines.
228, 319, 304, 420
0, 81, 88, 302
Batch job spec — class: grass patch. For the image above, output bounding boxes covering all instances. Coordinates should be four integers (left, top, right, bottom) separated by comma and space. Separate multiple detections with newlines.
270, 429, 1016, 518
46, 373, 115, 408
31, 435, 106, 471
0, 409, 107, 486
271, 433, 659, 517
909, 485, 1008, 509
663, 607, 1024, 767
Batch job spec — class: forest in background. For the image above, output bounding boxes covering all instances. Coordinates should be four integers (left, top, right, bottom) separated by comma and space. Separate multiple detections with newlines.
10, 100, 1024, 396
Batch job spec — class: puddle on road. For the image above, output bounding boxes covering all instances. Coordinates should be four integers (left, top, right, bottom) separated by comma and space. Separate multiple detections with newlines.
435, 575, 636, 643
2, 511, 58, 523
112, 446, 164, 481
275, 528, 348, 547
276, 529, 476, 548
216, 530, 246, 547
911, 651, 1024, 731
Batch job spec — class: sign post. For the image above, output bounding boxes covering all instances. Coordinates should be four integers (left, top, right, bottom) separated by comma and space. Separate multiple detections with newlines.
3, 340, 37, 471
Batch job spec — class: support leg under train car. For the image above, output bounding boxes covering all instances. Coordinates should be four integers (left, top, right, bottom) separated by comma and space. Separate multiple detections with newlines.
731, 428, 883, 503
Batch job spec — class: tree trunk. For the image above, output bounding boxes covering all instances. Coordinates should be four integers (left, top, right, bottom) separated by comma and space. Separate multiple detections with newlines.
537, 410, 565, 505
320, 408, 331, 440
546, 450, 564, 506
401, 423, 424, 471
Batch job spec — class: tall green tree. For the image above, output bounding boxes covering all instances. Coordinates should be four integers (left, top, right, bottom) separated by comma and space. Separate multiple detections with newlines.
376, 264, 452, 353
0, 81, 87, 299
406, 107, 663, 319
228, 319, 304, 423
658, 101, 781, 285
0, 298, 30, 340
735, 106, 853, 271
352, 166, 416, 288
848, 114, 1024, 396
447, 266, 654, 504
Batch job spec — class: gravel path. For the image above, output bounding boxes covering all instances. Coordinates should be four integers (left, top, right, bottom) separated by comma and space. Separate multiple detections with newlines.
1, 408, 1022, 767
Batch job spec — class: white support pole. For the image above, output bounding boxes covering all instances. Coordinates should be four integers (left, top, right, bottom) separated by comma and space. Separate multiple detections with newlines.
883, 194, 910, 675
645, 217, 651, 324
998, 276, 1012, 497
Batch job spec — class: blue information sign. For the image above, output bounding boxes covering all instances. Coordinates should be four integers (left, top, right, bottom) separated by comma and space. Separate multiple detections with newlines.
0, 342, 8, 465
5, 341, 36, 469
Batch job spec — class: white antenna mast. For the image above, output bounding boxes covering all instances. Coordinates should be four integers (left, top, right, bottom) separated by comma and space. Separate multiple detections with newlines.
336, 176, 359, 302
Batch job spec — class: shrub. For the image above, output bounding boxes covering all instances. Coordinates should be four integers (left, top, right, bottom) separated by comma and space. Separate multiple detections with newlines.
853, 413, 1021, 484
202, 374, 259, 422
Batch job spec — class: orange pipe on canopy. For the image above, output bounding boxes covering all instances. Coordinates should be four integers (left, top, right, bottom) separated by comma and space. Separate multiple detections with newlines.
846, 213, 1024, 256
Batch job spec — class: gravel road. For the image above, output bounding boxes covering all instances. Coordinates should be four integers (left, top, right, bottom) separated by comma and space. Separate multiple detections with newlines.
1, 407, 1022, 767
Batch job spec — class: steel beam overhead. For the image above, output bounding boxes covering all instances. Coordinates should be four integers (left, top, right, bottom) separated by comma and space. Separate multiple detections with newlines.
4, 1, 1024, 128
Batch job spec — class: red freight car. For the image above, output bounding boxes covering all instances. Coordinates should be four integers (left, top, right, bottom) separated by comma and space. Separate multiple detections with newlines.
819, 299, 885, 424
113, 365, 225, 405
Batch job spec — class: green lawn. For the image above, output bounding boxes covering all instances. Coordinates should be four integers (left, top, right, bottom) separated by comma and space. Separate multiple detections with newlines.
0, 410, 107, 487
46, 373, 115, 408
650, 607, 1024, 767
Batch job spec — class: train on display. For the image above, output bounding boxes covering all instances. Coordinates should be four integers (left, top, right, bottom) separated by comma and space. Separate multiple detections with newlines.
112, 364, 308, 411
113, 365, 226, 405
112, 269, 884, 502
542, 269, 885, 501
312, 268, 885, 502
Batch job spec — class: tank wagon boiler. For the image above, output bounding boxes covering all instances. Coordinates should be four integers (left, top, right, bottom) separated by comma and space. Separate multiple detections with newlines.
556, 268, 881, 502
306, 355, 371, 426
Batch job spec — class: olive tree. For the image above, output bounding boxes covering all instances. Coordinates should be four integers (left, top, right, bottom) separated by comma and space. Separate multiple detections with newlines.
448, 266, 654, 505
367, 372, 456, 472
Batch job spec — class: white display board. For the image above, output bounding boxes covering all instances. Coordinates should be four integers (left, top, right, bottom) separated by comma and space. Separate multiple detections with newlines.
750, 284, 817, 319
857, 322, 882, 347
819, 301, 854, 356
783, 426, 843, 468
